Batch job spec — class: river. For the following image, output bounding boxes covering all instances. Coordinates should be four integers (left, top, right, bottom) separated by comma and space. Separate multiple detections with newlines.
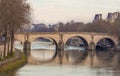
3, 41, 120, 76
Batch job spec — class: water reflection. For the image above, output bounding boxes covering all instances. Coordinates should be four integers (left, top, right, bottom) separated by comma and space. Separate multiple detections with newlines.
65, 50, 88, 64
11, 40, 120, 76
2, 50, 120, 76
30, 49, 56, 62
30, 42, 56, 62
96, 50, 115, 64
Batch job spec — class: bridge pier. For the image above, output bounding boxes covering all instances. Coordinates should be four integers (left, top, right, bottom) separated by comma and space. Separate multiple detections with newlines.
57, 32, 64, 64
23, 40, 31, 56
57, 40, 64, 64
89, 41, 96, 51
57, 32, 65, 64
58, 40, 64, 50
89, 35, 96, 51
115, 36, 120, 51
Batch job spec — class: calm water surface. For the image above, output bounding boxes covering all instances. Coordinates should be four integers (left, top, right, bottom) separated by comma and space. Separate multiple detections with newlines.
12, 51, 120, 76
3, 41, 120, 76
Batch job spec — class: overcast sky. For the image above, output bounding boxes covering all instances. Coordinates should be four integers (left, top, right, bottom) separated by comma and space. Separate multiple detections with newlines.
28, 0, 120, 24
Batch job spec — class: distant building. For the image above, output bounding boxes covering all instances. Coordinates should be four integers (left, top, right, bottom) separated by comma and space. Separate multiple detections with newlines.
32, 23, 48, 32
93, 14, 102, 23
106, 12, 119, 23
48, 22, 64, 32
93, 11, 119, 23
18, 25, 32, 32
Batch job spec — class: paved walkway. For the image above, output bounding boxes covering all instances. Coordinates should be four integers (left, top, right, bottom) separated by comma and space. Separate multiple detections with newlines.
0, 44, 4, 57
0, 49, 22, 67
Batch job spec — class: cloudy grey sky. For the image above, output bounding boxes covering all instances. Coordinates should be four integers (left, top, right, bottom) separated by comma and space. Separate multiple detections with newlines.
28, 0, 120, 24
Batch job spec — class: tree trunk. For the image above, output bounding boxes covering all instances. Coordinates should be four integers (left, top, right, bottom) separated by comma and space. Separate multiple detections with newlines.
7, 35, 11, 56
3, 29, 7, 58
10, 30, 14, 56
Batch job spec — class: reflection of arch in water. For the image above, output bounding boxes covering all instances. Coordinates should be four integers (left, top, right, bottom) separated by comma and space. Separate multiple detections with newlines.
31, 37, 58, 62
96, 38, 116, 50
65, 50, 88, 64
96, 50, 115, 63
14, 39, 23, 50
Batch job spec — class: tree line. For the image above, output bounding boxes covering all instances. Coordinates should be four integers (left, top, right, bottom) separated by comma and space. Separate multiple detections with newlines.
0, 0, 30, 58
84, 13, 120, 35
57, 14, 120, 35
29, 13, 120, 35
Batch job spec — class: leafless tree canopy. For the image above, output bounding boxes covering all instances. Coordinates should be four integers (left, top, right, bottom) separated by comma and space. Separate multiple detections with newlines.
0, 0, 31, 57
0, 0, 30, 32
84, 13, 120, 36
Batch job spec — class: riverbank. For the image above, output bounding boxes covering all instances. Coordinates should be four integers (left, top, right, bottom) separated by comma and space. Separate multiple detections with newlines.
0, 50, 27, 74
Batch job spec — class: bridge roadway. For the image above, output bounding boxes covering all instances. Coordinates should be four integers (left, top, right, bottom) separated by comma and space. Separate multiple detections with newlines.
15, 32, 119, 50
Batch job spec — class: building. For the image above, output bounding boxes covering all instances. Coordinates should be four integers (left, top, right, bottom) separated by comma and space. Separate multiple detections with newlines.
32, 23, 48, 32
93, 11, 119, 23
106, 12, 119, 23
93, 14, 102, 23
18, 25, 33, 32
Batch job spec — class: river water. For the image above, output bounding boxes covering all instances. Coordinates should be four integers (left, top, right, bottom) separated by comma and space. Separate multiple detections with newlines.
3, 41, 120, 76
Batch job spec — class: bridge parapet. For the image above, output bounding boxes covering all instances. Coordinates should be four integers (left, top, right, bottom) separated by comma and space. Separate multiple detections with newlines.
15, 32, 119, 49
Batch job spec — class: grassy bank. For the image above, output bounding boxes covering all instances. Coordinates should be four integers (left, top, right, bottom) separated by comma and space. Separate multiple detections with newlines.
0, 53, 15, 62
0, 51, 27, 73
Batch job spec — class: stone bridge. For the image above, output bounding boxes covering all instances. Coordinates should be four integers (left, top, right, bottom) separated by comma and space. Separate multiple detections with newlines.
15, 32, 119, 50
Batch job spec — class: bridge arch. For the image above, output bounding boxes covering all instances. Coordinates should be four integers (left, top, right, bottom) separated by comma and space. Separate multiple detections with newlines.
31, 37, 58, 48
95, 37, 116, 49
94, 35, 119, 46
64, 36, 89, 47
15, 34, 26, 43
31, 36, 58, 60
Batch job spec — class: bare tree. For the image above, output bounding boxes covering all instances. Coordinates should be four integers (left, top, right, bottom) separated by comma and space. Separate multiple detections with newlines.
0, 0, 31, 57
84, 20, 113, 33
112, 13, 120, 35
